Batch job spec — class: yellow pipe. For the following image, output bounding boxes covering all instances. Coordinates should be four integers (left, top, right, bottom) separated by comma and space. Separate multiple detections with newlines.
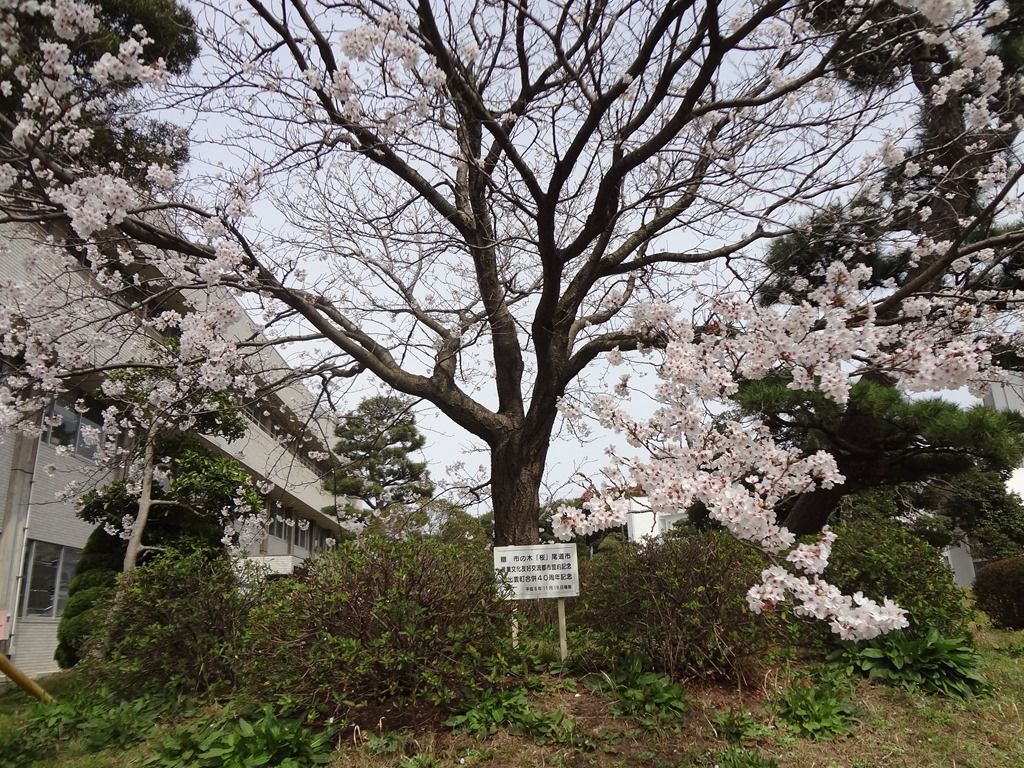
0, 653, 55, 704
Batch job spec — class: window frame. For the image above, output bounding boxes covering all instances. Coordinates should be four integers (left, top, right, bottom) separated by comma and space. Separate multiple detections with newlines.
294, 519, 309, 550
43, 397, 103, 460
19, 540, 82, 620
268, 514, 289, 541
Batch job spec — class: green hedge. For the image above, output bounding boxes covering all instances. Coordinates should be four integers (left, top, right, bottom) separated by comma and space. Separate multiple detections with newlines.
243, 536, 513, 722
823, 521, 972, 638
575, 530, 777, 682
974, 556, 1024, 630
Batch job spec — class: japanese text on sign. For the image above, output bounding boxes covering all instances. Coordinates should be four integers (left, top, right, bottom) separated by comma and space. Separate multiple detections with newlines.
493, 543, 579, 600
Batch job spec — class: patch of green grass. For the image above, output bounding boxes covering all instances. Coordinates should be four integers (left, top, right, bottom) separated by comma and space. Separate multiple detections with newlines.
3, 624, 1024, 768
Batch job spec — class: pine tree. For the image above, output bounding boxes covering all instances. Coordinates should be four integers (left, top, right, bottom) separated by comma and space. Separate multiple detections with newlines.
745, 1, 1024, 535
734, 376, 1024, 534
325, 396, 434, 526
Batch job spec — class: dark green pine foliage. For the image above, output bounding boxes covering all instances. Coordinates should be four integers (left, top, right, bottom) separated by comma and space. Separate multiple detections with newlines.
733, 377, 1024, 534
324, 396, 434, 523
55, 440, 257, 668
761, 0, 1024, 308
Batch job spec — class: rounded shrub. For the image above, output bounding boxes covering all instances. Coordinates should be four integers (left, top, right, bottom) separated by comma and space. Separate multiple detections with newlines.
974, 556, 1024, 629
243, 536, 513, 722
824, 521, 972, 638
55, 525, 125, 669
58, 497, 225, 669
88, 547, 262, 695
574, 530, 777, 682
55, 568, 118, 669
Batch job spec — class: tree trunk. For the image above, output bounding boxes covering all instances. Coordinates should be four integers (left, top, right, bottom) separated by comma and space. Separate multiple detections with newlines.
780, 484, 847, 537
123, 438, 155, 572
491, 436, 546, 546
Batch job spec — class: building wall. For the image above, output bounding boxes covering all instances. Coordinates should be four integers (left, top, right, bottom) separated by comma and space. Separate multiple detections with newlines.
7, 622, 61, 679
24, 443, 99, 549
0, 438, 14, 532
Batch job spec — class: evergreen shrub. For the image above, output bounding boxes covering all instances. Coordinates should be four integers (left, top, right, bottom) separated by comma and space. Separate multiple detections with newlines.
824, 521, 972, 638
55, 568, 118, 669
974, 556, 1024, 629
89, 547, 261, 694
243, 536, 512, 722
57, 488, 225, 669
575, 531, 776, 682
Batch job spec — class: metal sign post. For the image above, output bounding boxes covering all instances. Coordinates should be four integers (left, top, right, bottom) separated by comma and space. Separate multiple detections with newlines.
493, 542, 580, 661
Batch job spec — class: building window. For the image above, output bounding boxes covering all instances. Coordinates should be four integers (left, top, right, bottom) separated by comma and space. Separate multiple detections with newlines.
269, 514, 288, 541
310, 525, 326, 551
44, 398, 103, 459
295, 520, 309, 550
19, 540, 82, 619
657, 513, 685, 536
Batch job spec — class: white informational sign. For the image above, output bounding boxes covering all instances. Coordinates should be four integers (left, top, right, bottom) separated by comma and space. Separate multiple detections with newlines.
493, 543, 579, 600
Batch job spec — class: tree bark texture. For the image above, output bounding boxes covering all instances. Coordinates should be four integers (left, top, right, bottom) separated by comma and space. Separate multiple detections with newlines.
490, 432, 550, 547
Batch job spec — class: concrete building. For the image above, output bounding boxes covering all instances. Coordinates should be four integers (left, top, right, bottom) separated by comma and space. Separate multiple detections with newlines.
985, 377, 1024, 502
0, 226, 348, 677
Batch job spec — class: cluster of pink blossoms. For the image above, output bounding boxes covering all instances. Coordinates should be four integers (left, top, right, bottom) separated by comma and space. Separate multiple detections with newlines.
553, 252, 1014, 639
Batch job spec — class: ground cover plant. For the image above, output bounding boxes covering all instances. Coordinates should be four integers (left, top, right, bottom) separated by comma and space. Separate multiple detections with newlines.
144, 704, 334, 768
443, 688, 582, 746
583, 660, 688, 729
772, 680, 857, 740
829, 628, 991, 699
0, 686, 173, 768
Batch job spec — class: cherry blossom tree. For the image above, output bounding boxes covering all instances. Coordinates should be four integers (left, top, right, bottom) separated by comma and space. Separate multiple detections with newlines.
3, 0, 1024, 638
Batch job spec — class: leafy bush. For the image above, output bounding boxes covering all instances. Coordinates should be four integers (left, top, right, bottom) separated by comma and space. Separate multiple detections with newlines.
60, 459, 236, 669
705, 746, 781, 768
444, 688, 579, 744
575, 531, 776, 682
0, 725, 47, 768
974, 556, 1024, 630
824, 521, 972, 638
585, 660, 688, 729
244, 536, 513, 721
711, 709, 771, 744
145, 705, 333, 767
829, 628, 990, 698
89, 547, 263, 694
773, 682, 856, 740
